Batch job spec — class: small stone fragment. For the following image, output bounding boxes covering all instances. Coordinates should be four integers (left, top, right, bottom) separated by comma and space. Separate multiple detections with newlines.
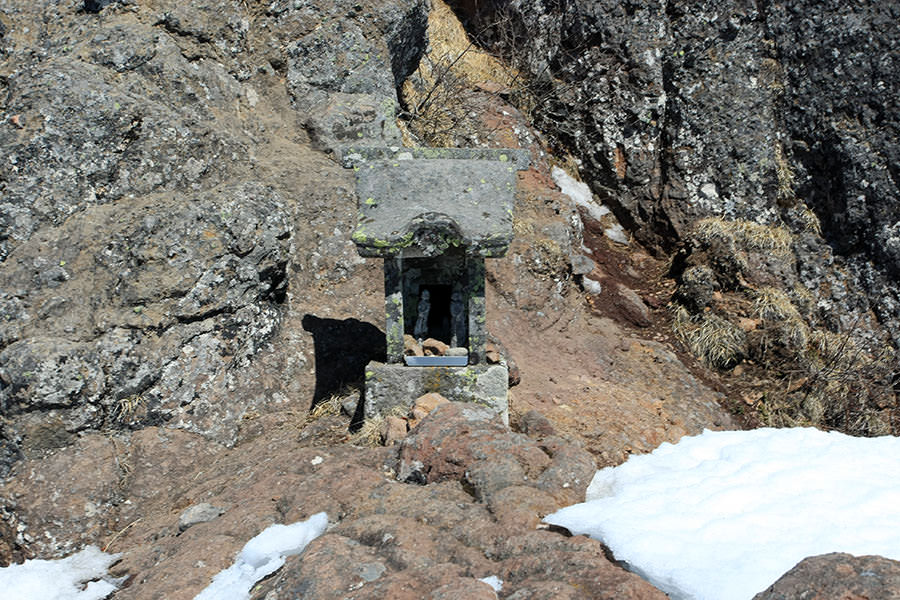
341, 394, 360, 417
404, 334, 424, 356
382, 415, 408, 446
178, 502, 225, 532
446, 347, 468, 357
422, 338, 449, 356
409, 392, 450, 428
520, 410, 556, 438
613, 283, 652, 327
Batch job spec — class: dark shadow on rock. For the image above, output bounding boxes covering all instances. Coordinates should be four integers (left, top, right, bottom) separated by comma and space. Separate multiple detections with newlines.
301, 315, 385, 410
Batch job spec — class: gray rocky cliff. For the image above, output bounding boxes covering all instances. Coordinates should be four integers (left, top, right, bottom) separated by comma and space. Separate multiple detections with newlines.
452, 0, 898, 432
0, 0, 429, 469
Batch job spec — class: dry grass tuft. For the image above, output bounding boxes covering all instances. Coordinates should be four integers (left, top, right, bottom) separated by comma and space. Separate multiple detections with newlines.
425, 0, 516, 87
753, 287, 801, 322
774, 144, 795, 204
694, 217, 793, 257
309, 394, 343, 419
672, 306, 746, 369
796, 207, 822, 234
755, 325, 897, 435
349, 414, 385, 446
349, 405, 409, 446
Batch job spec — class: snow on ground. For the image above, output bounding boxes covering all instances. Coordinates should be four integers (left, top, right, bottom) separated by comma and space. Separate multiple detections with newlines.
0, 545, 122, 600
479, 575, 503, 591
545, 427, 900, 600
551, 166, 610, 223
552, 166, 629, 246
194, 512, 328, 600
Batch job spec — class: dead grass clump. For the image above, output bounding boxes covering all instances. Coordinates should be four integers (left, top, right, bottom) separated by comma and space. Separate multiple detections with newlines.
349, 405, 409, 446
753, 287, 800, 322
309, 394, 343, 419
349, 414, 385, 446
672, 307, 746, 369
774, 144, 795, 204
797, 207, 822, 234
756, 326, 897, 435
694, 217, 793, 257
301, 387, 358, 430
424, 0, 516, 86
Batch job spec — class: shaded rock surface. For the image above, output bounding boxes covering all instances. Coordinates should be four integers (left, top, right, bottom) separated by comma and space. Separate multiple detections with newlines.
753, 552, 900, 600
451, 0, 899, 434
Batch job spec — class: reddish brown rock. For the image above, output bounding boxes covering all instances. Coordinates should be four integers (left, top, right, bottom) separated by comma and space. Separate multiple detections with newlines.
399, 403, 550, 484
752, 553, 900, 600
398, 401, 594, 507
409, 392, 450, 428
498, 532, 667, 600
382, 415, 408, 446
404, 334, 424, 357
422, 338, 450, 356
486, 485, 559, 529
428, 579, 499, 599
519, 409, 557, 438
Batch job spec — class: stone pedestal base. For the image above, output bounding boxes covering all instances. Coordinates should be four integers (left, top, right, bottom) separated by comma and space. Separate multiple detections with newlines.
364, 361, 509, 424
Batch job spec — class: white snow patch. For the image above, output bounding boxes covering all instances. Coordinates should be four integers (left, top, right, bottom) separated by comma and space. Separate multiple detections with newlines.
551, 166, 610, 222
545, 428, 900, 600
603, 224, 629, 245
194, 512, 328, 600
0, 545, 122, 600
479, 575, 503, 591
583, 277, 603, 295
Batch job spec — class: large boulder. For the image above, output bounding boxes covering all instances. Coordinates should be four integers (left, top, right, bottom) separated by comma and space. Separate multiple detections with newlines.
753, 552, 900, 600
398, 402, 596, 512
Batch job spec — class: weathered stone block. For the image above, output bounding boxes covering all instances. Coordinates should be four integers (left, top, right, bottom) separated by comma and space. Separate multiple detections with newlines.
364, 362, 508, 424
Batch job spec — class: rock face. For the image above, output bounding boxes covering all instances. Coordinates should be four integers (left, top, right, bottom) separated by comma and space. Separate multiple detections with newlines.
453, 0, 900, 287
753, 552, 900, 600
0, 0, 431, 469
450, 0, 898, 432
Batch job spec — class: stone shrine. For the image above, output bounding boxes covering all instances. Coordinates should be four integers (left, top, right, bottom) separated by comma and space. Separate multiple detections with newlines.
341, 147, 529, 423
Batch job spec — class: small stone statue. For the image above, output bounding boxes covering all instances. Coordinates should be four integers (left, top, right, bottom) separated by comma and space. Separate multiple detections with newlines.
414, 289, 430, 341
450, 290, 465, 347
